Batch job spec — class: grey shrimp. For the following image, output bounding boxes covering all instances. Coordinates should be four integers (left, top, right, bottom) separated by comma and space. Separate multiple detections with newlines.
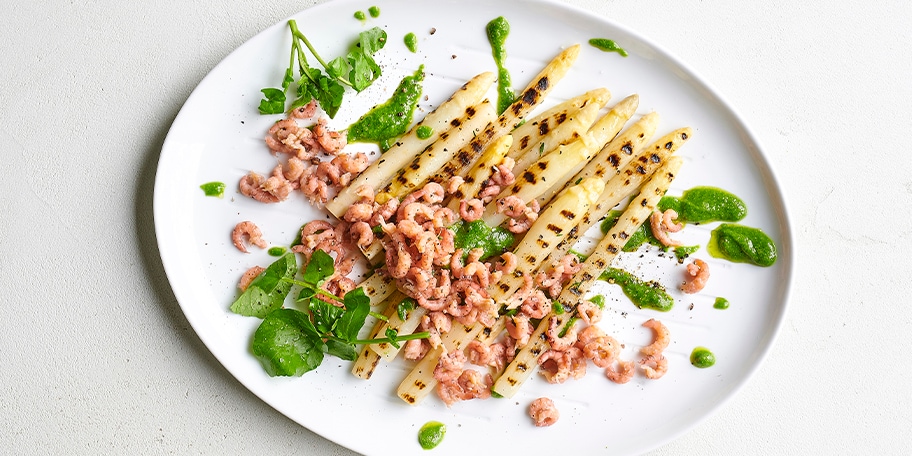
232, 221, 268, 253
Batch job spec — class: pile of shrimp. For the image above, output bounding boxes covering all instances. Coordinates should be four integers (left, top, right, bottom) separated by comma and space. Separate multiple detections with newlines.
239, 100, 369, 206
338, 178, 556, 375
533, 304, 672, 386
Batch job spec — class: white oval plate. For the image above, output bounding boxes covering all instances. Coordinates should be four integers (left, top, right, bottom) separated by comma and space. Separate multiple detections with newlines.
154, 0, 794, 454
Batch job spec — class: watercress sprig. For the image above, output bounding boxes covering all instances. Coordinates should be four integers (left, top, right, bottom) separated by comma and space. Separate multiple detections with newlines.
258, 19, 387, 118
232, 250, 428, 377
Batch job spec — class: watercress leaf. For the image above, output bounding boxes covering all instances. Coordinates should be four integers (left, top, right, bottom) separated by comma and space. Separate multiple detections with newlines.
309, 298, 344, 335
298, 66, 322, 86
251, 308, 324, 376
282, 68, 295, 91
258, 88, 286, 115
346, 49, 380, 92
324, 339, 358, 361
396, 297, 417, 322
325, 56, 349, 81
384, 327, 401, 349
358, 27, 387, 55
296, 286, 316, 305
230, 253, 297, 318
298, 68, 344, 119
337, 288, 370, 343
301, 249, 335, 287
289, 90, 314, 112
314, 73, 345, 118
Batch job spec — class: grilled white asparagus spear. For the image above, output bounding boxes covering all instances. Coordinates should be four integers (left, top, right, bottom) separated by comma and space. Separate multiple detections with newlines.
533, 97, 648, 209
426, 45, 581, 186
395, 177, 605, 405
375, 99, 497, 204
351, 291, 402, 379
482, 97, 635, 227
446, 134, 513, 212
365, 47, 582, 260
492, 156, 684, 398
354, 101, 496, 262
369, 297, 428, 360
541, 127, 691, 268
360, 269, 397, 306
327, 72, 495, 217
507, 88, 611, 170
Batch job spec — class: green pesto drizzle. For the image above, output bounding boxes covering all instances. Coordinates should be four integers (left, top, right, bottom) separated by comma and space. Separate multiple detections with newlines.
658, 186, 747, 224
552, 300, 566, 315
600, 268, 674, 312
450, 220, 514, 261
404, 32, 418, 53
674, 244, 700, 262
347, 65, 425, 151
418, 421, 446, 450
600, 210, 693, 257
713, 297, 730, 310
199, 181, 225, 198
589, 38, 629, 57
588, 294, 606, 309
708, 223, 778, 267
486, 16, 514, 114
600, 210, 661, 252
690, 347, 716, 368
416, 125, 433, 139
568, 248, 589, 262
559, 316, 580, 338
353, 10, 366, 21
368, 5, 380, 18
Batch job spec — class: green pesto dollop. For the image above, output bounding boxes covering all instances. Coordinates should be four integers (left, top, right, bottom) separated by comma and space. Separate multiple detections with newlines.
199, 181, 225, 198
348, 65, 425, 151
450, 219, 514, 261
268, 246, 287, 257
708, 223, 778, 267
588, 38, 629, 57
368, 5, 380, 18
713, 297, 730, 310
690, 347, 716, 368
658, 186, 747, 224
416, 125, 433, 139
404, 32, 418, 53
599, 268, 674, 312
353, 10, 366, 21
486, 16, 514, 114
418, 421, 446, 450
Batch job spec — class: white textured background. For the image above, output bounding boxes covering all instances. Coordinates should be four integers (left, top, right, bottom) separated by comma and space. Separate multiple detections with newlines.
1, 0, 909, 454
